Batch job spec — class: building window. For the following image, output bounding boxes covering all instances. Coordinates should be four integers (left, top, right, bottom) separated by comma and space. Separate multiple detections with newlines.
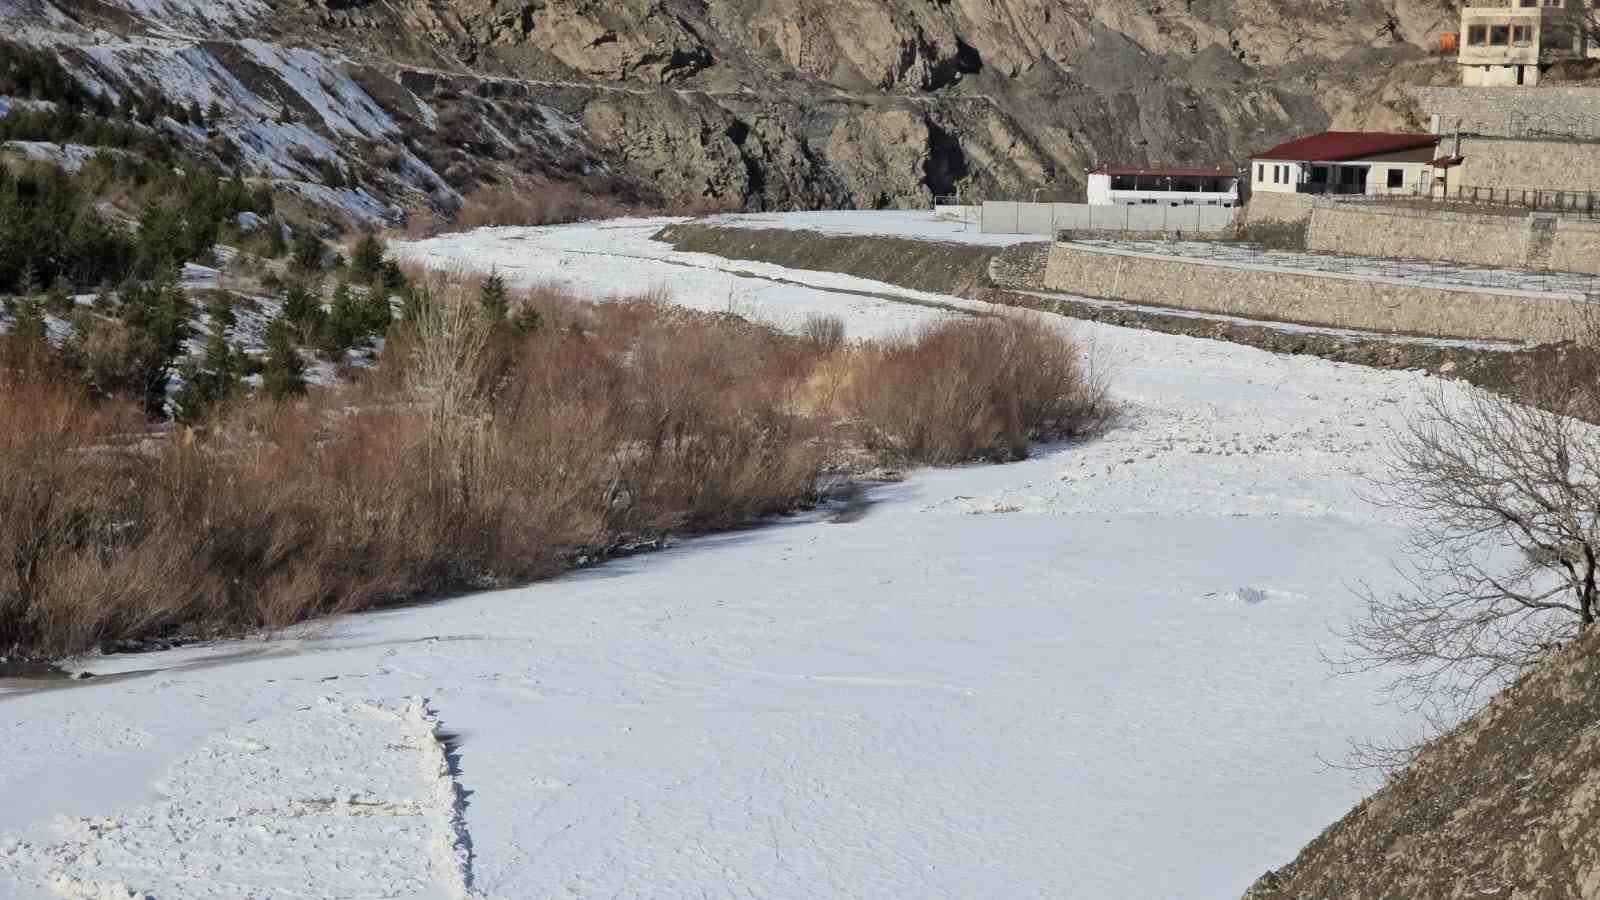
1489, 25, 1510, 46
1256, 163, 1263, 182
1387, 169, 1405, 189
1512, 25, 1532, 45
1468, 24, 1488, 45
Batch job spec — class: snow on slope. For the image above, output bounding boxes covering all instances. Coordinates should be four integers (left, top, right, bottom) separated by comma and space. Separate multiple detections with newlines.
0, 141, 101, 172
0, 216, 1457, 899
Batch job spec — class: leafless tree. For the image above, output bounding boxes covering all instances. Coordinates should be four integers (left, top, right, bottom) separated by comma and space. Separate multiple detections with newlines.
1331, 373, 1600, 720
1333, 377, 1600, 724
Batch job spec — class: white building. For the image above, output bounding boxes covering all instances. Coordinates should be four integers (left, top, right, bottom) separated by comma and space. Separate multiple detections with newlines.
1458, 0, 1594, 87
1086, 166, 1239, 207
1250, 132, 1444, 197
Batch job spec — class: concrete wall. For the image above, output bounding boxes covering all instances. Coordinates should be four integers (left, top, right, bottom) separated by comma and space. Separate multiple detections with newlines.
981, 201, 1234, 235
1413, 86, 1600, 138
1040, 242, 1585, 343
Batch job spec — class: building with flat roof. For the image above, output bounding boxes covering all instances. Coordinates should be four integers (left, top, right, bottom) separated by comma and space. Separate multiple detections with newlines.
1250, 131, 1444, 197
1458, 0, 1593, 86
1085, 166, 1239, 207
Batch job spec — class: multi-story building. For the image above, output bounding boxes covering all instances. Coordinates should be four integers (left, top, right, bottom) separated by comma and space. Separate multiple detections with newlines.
1458, 0, 1593, 86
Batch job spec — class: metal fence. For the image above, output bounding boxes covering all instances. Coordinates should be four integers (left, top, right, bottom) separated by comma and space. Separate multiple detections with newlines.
1331, 182, 1600, 217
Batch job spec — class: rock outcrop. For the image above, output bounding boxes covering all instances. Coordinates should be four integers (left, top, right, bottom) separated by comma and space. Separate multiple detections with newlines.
1244, 626, 1600, 900
6, 0, 1466, 220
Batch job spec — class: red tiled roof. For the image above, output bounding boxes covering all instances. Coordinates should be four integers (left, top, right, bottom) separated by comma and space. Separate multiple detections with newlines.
1090, 165, 1236, 178
1254, 131, 1440, 162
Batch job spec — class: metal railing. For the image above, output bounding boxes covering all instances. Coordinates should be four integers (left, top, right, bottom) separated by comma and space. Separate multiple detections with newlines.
1295, 182, 1371, 196
1320, 181, 1600, 217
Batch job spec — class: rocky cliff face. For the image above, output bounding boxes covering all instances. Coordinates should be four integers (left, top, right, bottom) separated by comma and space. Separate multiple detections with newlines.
1243, 626, 1600, 900
2, 0, 1462, 221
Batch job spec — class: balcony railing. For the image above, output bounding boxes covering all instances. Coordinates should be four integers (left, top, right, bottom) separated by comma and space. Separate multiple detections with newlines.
1295, 182, 1369, 196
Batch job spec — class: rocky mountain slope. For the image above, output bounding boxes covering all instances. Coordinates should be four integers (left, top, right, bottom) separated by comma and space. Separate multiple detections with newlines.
2, 0, 1462, 223
1243, 625, 1600, 900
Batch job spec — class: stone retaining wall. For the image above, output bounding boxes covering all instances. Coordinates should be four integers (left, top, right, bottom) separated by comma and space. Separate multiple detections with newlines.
1413, 86, 1600, 138
1304, 202, 1600, 274
649, 221, 1580, 396
1237, 192, 1600, 275
1453, 136, 1600, 194
654, 223, 1004, 297
1040, 242, 1584, 343
1240, 192, 1315, 226
656, 222, 1587, 343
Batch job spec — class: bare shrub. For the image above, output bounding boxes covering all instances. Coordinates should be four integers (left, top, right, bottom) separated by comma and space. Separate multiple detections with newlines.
447, 183, 629, 232
0, 373, 137, 653
844, 315, 1109, 465
801, 313, 846, 354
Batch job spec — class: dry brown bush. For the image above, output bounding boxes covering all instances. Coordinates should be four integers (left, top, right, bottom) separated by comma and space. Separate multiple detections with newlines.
801, 313, 847, 354
843, 315, 1109, 464
446, 183, 630, 233
1, 287, 1104, 658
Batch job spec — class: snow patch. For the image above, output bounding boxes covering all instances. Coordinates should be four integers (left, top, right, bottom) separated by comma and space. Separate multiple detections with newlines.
237, 40, 398, 139
7, 699, 464, 898
0, 96, 57, 117
275, 180, 401, 225
1, 141, 100, 172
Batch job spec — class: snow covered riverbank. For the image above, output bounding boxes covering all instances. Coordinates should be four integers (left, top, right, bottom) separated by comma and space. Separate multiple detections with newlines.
1, 216, 1447, 899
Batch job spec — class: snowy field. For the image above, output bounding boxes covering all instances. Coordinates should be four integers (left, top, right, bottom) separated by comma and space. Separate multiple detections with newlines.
0, 215, 1453, 899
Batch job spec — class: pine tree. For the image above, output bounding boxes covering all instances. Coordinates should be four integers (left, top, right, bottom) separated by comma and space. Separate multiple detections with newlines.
360, 280, 392, 337
291, 228, 325, 273
349, 231, 386, 283
205, 293, 236, 330
479, 269, 508, 322
44, 278, 72, 316
16, 260, 38, 299
380, 259, 406, 294
323, 281, 362, 353
119, 269, 192, 418
174, 327, 239, 424
262, 316, 307, 400
280, 281, 324, 337
3, 294, 49, 361
263, 221, 287, 259
511, 305, 544, 335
